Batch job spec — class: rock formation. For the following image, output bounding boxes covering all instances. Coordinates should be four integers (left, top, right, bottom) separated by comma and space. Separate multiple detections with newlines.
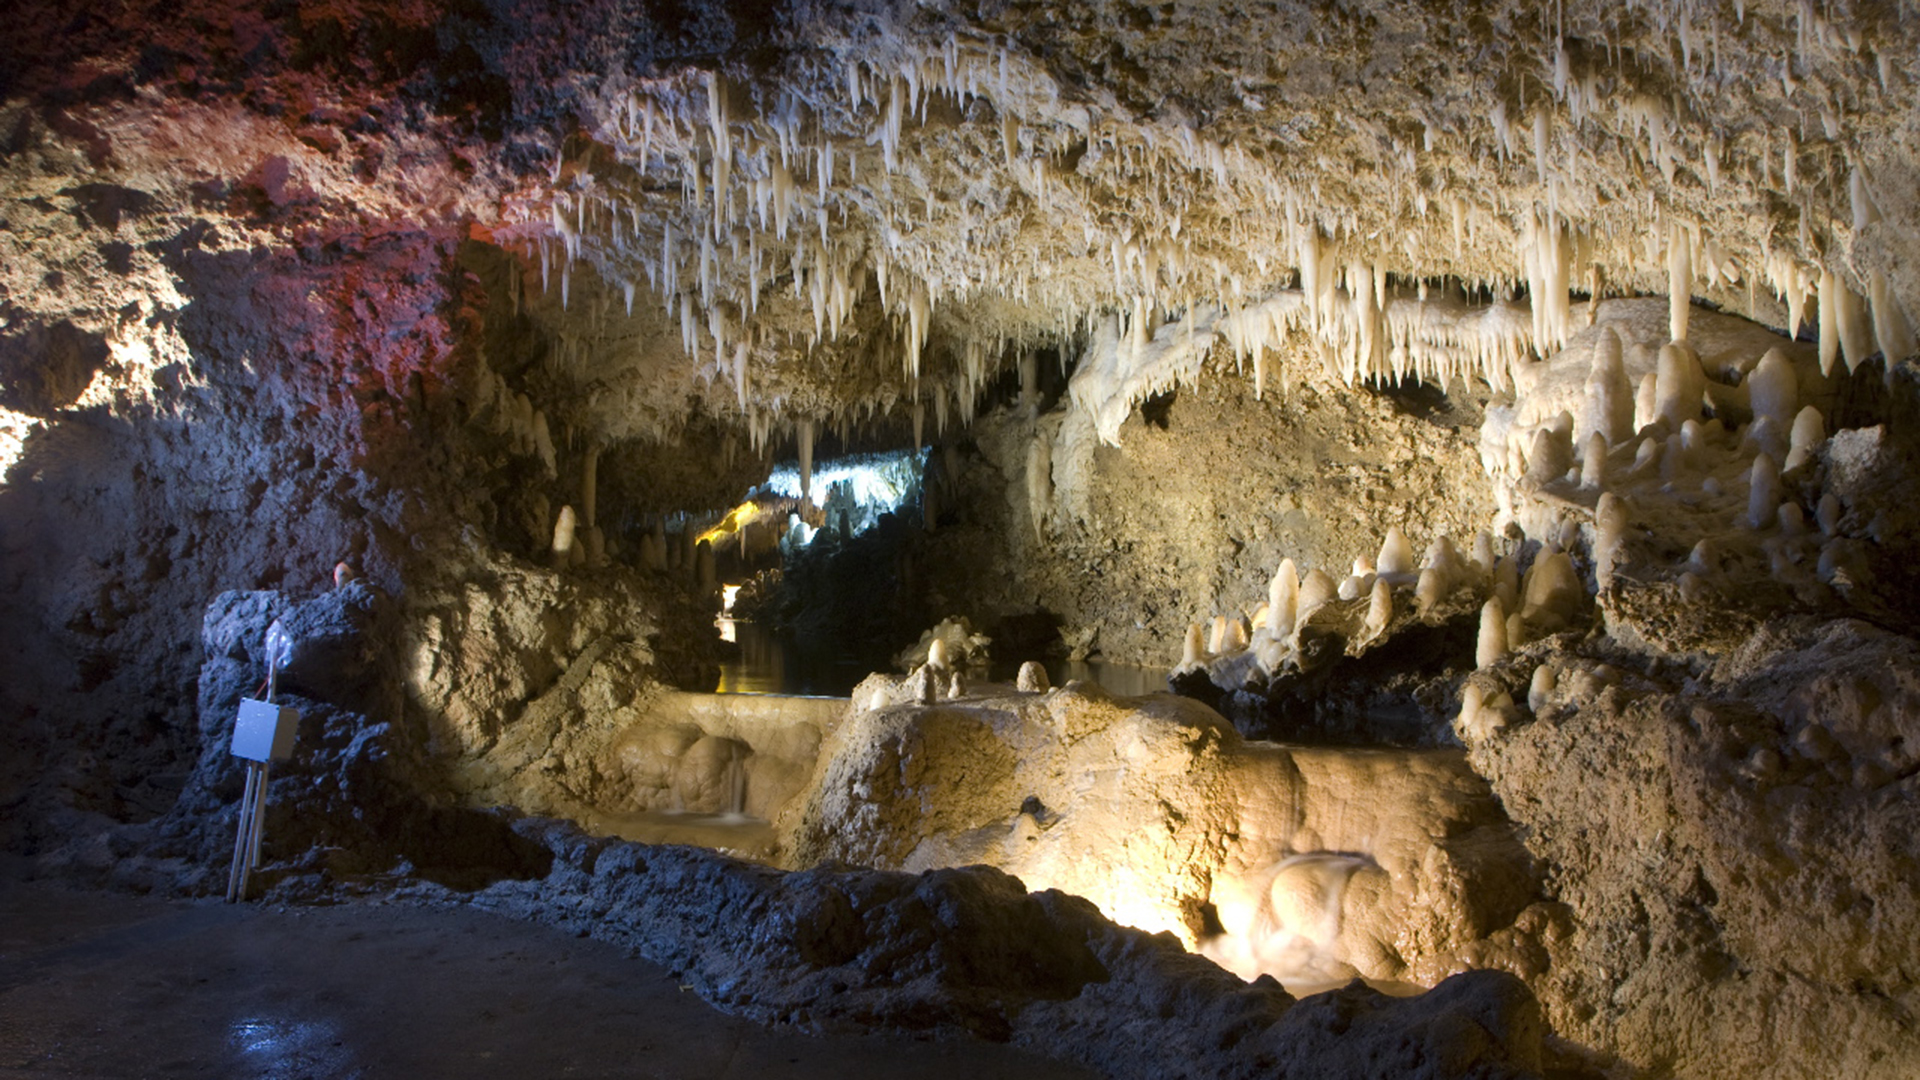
6, 1, 1920, 1076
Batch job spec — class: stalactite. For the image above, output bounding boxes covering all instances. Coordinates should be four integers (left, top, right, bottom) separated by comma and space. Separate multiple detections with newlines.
797, 418, 816, 506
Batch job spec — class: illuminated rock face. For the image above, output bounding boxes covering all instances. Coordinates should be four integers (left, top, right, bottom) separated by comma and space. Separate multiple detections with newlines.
6, 2, 1920, 1078
788, 680, 1553, 994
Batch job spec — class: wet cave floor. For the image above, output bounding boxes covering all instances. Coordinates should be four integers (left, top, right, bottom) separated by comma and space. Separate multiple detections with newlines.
0, 861, 1091, 1080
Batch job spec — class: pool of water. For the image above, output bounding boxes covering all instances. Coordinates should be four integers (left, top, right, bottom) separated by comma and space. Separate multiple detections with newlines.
714, 619, 882, 696
584, 808, 778, 861
715, 619, 1169, 699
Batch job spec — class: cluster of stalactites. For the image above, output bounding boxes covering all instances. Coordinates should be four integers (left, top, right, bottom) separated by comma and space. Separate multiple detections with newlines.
1068, 264, 1542, 450
490, 3, 1913, 460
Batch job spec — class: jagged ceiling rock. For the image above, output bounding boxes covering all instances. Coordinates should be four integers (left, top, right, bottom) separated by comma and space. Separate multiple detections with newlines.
494, 0, 1920, 448
6, 0, 1916, 455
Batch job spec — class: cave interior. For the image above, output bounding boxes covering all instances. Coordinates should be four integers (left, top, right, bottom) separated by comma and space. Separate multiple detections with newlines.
4, 1, 1920, 1077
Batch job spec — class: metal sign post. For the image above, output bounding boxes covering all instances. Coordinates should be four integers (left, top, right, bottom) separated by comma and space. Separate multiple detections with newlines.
226, 621, 299, 903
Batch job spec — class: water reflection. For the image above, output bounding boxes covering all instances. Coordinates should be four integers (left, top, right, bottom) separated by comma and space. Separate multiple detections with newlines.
585, 809, 779, 861
714, 619, 878, 696
715, 619, 1168, 698
987, 657, 1169, 698
229, 1015, 354, 1079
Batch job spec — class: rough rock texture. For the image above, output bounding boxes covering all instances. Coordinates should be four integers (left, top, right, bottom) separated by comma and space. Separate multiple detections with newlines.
791, 678, 1554, 993
24, 579, 1580, 1080
966, 365, 1495, 668
481, 824, 1569, 1080
1460, 619, 1920, 1078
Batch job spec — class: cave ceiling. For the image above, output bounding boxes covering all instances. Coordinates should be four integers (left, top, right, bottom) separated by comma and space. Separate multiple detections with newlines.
5, 0, 1917, 456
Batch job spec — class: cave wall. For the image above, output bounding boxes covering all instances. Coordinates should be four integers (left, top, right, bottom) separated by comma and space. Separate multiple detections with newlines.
0, 26, 745, 847
0, 176, 472, 840
915, 356, 1494, 668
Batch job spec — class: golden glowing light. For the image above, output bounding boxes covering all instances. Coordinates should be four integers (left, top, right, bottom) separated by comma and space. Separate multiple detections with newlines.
697, 501, 761, 546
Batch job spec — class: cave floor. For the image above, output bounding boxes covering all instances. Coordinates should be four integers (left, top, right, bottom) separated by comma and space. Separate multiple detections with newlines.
0, 865, 1090, 1080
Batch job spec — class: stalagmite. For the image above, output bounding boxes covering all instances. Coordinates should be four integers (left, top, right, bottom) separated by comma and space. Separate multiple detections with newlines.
1786, 406, 1827, 472
906, 664, 937, 704
1362, 578, 1392, 642
1176, 623, 1207, 674
1631, 436, 1662, 477
1579, 432, 1608, 489
1414, 568, 1447, 615
1689, 538, 1719, 574
1581, 327, 1634, 446
1747, 348, 1799, 431
646, 522, 668, 571
1594, 493, 1628, 587
1298, 569, 1338, 617
1748, 453, 1780, 529
1476, 597, 1509, 668
1669, 224, 1692, 342
1338, 558, 1375, 600
1456, 684, 1513, 741
1778, 502, 1809, 537
1472, 532, 1498, 574
1654, 344, 1704, 428
551, 505, 577, 568
1666, 419, 1708, 480
927, 637, 951, 671
1377, 527, 1416, 581
1016, 661, 1050, 693
1743, 416, 1787, 462
1634, 371, 1661, 434
1524, 422, 1575, 485
1818, 492, 1844, 535
1268, 558, 1300, 637
1493, 555, 1520, 613
1424, 535, 1467, 581
1527, 665, 1557, 713
1520, 551, 1583, 632
1506, 611, 1528, 651
1555, 516, 1581, 552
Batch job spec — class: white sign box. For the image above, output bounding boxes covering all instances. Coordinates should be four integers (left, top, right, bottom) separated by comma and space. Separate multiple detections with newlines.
231, 698, 299, 763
